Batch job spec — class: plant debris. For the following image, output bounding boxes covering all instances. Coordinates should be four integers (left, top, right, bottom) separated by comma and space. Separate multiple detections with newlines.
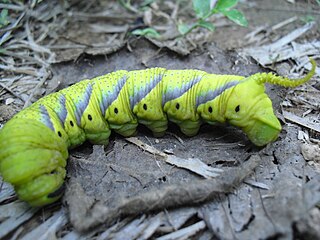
65, 154, 261, 232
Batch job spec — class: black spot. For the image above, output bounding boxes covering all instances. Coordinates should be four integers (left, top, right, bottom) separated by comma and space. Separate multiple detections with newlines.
88, 114, 92, 121
47, 183, 65, 198
143, 103, 147, 110
235, 105, 240, 112
158, 176, 167, 182
176, 103, 180, 110
58, 131, 62, 137
114, 108, 118, 114
70, 120, 74, 127
208, 106, 213, 113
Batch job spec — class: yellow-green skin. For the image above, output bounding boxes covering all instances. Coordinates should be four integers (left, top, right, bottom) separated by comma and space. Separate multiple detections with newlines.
0, 60, 316, 206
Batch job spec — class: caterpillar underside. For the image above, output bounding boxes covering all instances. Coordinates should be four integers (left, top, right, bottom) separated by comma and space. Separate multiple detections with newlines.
0, 59, 316, 206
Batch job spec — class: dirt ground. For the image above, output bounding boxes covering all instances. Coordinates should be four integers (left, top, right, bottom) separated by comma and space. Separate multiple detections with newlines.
0, 0, 320, 239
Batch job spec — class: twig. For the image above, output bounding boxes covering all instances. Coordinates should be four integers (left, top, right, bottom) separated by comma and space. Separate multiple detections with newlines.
0, 12, 26, 34
283, 111, 320, 133
0, 3, 25, 12
271, 16, 298, 31
269, 22, 315, 51
126, 137, 166, 157
70, 10, 137, 21
243, 6, 320, 15
166, 132, 184, 145
156, 220, 206, 240
0, 12, 25, 45
23, 67, 50, 108
0, 82, 25, 102
0, 64, 38, 76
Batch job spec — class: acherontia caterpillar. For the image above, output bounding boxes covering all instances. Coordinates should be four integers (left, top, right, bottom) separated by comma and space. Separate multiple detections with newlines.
0, 59, 316, 206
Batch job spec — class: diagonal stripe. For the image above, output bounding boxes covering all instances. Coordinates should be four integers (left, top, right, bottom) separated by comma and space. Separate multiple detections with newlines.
129, 73, 164, 109
39, 104, 54, 131
162, 74, 204, 106
99, 75, 128, 114
74, 83, 93, 125
56, 94, 67, 125
196, 80, 240, 107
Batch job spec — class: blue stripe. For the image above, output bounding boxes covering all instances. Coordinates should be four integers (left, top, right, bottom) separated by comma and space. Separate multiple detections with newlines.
129, 73, 163, 109
39, 104, 54, 131
99, 75, 128, 114
162, 75, 203, 106
56, 94, 67, 124
74, 83, 93, 125
196, 80, 240, 107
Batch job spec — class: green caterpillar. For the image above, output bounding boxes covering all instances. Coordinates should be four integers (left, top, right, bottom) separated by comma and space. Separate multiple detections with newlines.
0, 59, 316, 206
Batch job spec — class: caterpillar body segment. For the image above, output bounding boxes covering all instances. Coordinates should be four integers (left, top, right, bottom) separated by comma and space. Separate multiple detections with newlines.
0, 59, 316, 206
0, 118, 68, 206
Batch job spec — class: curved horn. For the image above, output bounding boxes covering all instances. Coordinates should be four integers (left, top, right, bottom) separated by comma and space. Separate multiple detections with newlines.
253, 58, 316, 87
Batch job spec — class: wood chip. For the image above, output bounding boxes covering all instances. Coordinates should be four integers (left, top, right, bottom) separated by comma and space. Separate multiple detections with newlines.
126, 137, 223, 178
166, 155, 223, 178
20, 209, 68, 240
0, 181, 15, 203
283, 111, 320, 133
0, 202, 39, 239
156, 220, 206, 240
242, 22, 319, 70
244, 179, 270, 190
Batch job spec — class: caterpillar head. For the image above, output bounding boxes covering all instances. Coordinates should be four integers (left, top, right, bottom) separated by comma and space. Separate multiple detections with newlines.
225, 80, 281, 146
225, 58, 316, 146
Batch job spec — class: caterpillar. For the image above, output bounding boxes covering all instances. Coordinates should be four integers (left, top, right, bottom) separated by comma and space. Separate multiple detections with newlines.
0, 59, 316, 207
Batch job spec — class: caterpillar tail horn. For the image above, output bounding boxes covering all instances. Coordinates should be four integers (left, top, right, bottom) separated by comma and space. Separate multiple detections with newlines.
255, 58, 316, 87
0, 119, 68, 206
